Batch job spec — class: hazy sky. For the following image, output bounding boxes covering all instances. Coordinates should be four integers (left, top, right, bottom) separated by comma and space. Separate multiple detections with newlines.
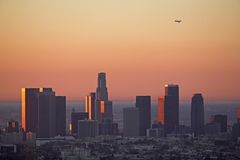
0, 0, 240, 101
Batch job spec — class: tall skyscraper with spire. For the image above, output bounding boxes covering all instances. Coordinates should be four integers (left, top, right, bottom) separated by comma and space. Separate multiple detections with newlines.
94, 72, 117, 135
96, 72, 108, 101
191, 93, 204, 136
95, 72, 113, 122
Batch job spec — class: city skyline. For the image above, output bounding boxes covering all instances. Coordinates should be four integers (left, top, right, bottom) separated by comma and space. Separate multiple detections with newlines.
0, 1, 240, 159
17, 73, 239, 140
0, 0, 240, 101
1, 72, 240, 159
1, 72, 240, 102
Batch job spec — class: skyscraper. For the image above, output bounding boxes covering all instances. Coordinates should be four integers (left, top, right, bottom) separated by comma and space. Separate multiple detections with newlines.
164, 84, 179, 134
191, 93, 204, 136
37, 88, 56, 138
136, 96, 151, 136
123, 107, 139, 137
55, 96, 66, 136
94, 72, 117, 135
21, 88, 66, 138
96, 72, 108, 101
21, 88, 40, 132
71, 112, 88, 134
96, 100, 113, 122
157, 97, 164, 124
95, 72, 113, 123
85, 92, 96, 120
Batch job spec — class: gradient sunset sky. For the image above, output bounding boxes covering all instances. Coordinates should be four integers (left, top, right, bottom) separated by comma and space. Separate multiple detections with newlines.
0, 0, 240, 101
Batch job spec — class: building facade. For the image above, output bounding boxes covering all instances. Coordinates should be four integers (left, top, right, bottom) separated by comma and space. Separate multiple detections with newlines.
191, 93, 204, 136
21, 88, 40, 133
164, 84, 179, 134
123, 107, 139, 137
210, 114, 227, 132
71, 112, 88, 134
78, 120, 98, 138
85, 92, 96, 120
136, 96, 151, 136
37, 89, 56, 138
55, 96, 66, 136
157, 97, 164, 124
21, 88, 66, 138
94, 72, 117, 135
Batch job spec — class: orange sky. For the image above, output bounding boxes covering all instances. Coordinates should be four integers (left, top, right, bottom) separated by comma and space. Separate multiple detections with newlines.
0, 0, 240, 101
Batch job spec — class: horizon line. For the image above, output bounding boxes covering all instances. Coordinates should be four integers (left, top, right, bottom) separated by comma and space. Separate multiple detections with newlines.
0, 98, 239, 103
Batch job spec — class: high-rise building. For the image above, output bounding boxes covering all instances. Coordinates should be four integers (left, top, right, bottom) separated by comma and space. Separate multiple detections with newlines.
96, 72, 108, 101
95, 72, 113, 122
78, 120, 98, 138
157, 97, 164, 124
94, 72, 117, 135
96, 100, 113, 122
37, 89, 56, 138
55, 96, 66, 136
191, 93, 204, 136
210, 114, 227, 132
21, 88, 40, 132
123, 107, 139, 137
136, 96, 151, 136
71, 112, 88, 134
7, 120, 19, 133
85, 92, 96, 120
21, 88, 66, 138
164, 84, 179, 134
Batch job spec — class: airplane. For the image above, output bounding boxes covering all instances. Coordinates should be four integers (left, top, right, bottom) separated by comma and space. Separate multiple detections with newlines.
174, 19, 182, 23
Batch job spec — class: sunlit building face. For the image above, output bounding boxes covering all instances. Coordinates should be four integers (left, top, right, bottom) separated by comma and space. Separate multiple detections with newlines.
21, 88, 26, 131
21, 88, 40, 132
157, 97, 164, 124
85, 95, 92, 119
100, 101, 105, 113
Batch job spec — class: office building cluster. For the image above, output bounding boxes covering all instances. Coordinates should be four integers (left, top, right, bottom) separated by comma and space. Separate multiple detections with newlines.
71, 72, 118, 138
19, 73, 118, 139
0, 72, 240, 159
122, 84, 238, 138
21, 88, 66, 138
18, 73, 240, 140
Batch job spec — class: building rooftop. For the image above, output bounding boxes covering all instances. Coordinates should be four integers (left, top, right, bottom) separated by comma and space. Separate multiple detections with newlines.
165, 84, 179, 87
